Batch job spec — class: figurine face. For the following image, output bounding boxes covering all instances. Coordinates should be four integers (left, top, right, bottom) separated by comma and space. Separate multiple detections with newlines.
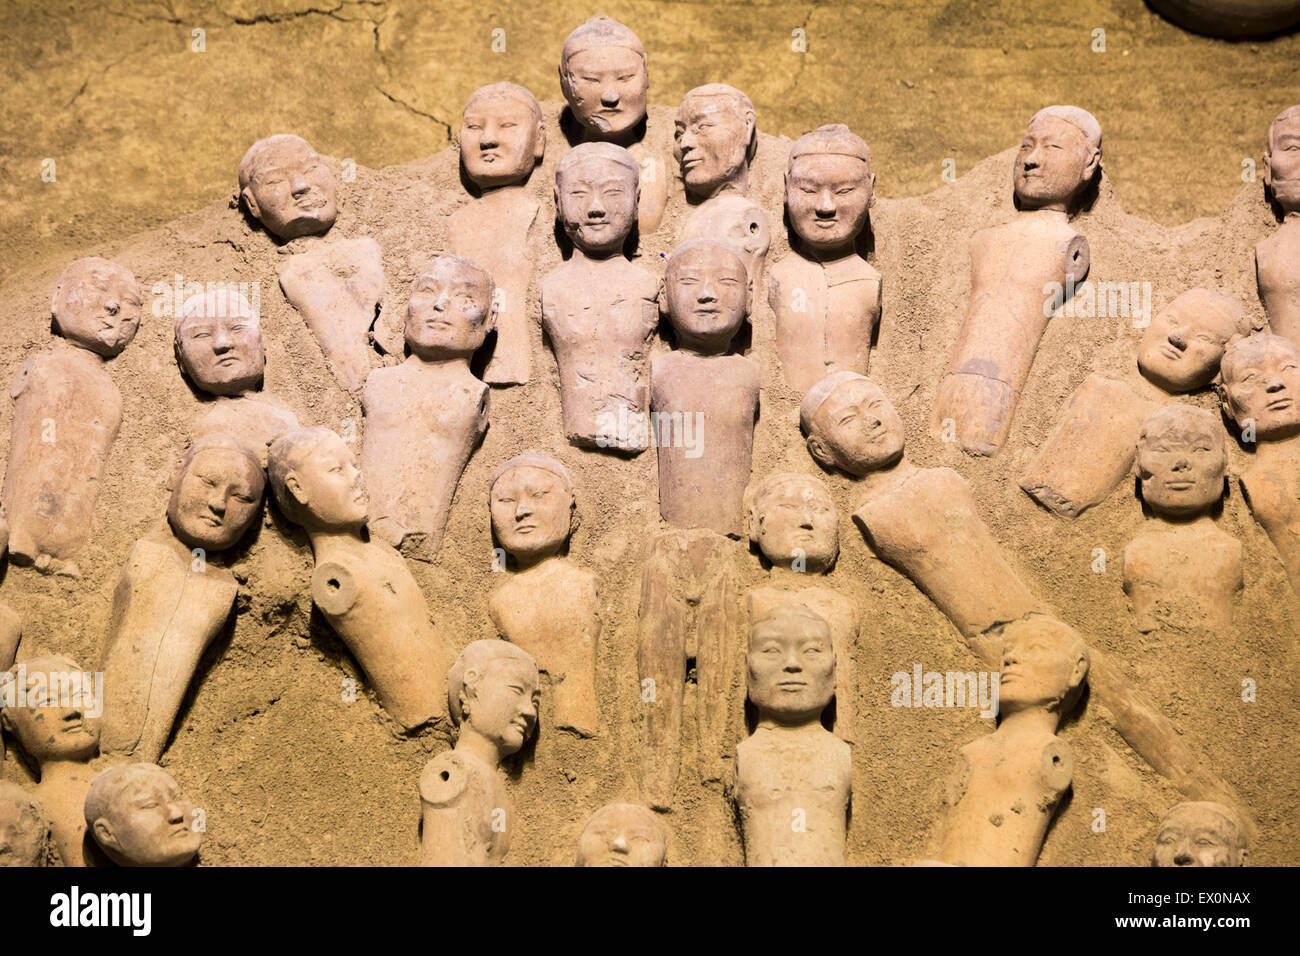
93, 768, 201, 867
664, 242, 748, 352
1265, 110, 1300, 215
557, 157, 639, 255
1013, 115, 1097, 211
786, 154, 872, 253
747, 613, 835, 722
54, 261, 142, 358
243, 139, 338, 240
754, 479, 838, 572
405, 260, 494, 360
0, 660, 100, 764
490, 465, 572, 564
176, 304, 264, 396
1221, 337, 1300, 439
1152, 805, 1245, 867
563, 46, 647, 139
168, 446, 264, 551
287, 432, 369, 531
1138, 299, 1239, 393
465, 657, 540, 756
809, 378, 905, 476
1137, 413, 1225, 517
577, 804, 666, 867
459, 93, 544, 189
997, 620, 1086, 716
0, 788, 44, 867
674, 94, 752, 196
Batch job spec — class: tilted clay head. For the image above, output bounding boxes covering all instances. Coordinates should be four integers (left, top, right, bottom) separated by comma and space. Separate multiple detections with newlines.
801, 372, 905, 477
995, 614, 1090, 719
268, 427, 368, 533
405, 255, 496, 361
555, 142, 641, 255
661, 239, 751, 353
458, 83, 546, 190
673, 84, 758, 198
576, 802, 667, 867
1013, 106, 1102, 212
238, 134, 339, 240
1263, 104, 1300, 215
0, 781, 48, 867
167, 434, 266, 552
747, 605, 836, 724
175, 288, 265, 396
489, 452, 575, 565
1138, 289, 1252, 393
447, 640, 540, 757
1151, 802, 1247, 867
1218, 333, 1300, 440
84, 763, 202, 867
0, 654, 100, 766
559, 16, 648, 141
745, 472, 838, 573
785, 125, 875, 255
1137, 405, 1226, 518
51, 257, 142, 358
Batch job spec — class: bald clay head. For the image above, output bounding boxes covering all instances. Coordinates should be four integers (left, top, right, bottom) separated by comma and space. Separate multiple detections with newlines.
489, 452, 576, 566
745, 472, 838, 573
1013, 106, 1103, 213
268, 426, 368, 534
84, 763, 202, 867
576, 802, 667, 867
661, 239, 751, 353
559, 16, 648, 141
1218, 332, 1300, 440
1264, 104, 1300, 216
167, 434, 266, 552
747, 605, 836, 725
1137, 289, 1252, 393
51, 257, 142, 358
993, 614, 1090, 720
555, 142, 641, 255
238, 134, 339, 240
1, 653, 101, 766
459, 83, 546, 190
0, 781, 49, 867
405, 255, 496, 361
674, 84, 758, 199
800, 371, 905, 477
1151, 801, 1247, 867
1137, 404, 1226, 518
447, 640, 540, 758
785, 124, 875, 256
175, 287, 264, 396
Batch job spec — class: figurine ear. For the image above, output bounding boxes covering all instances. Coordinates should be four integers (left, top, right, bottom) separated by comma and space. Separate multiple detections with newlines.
1082, 146, 1102, 183
485, 289, 500, 334
868, 170, 878, 209
284, 473, 309, 511
744, 109, 758, 164
241, 186, 261, 221
534, 120, 547, 163
1262, 151, 1273, 191
1069, 652, 1089, 692
744, 273, 755, 319
93, 818, 121, 854
657, 275, 669, 316
807, 434, 835, 470
567, 492, 579, 536
0, 708, 13, 733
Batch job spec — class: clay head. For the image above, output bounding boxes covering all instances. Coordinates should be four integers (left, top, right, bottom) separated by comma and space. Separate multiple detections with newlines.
661, 239, 751, 353
238, 134, 339, 240
673, 84, 758, 199
405, 255, 496, 361
51, 257, 142, 358
555, 142, 641, 255
489, 452, 575, 566
800, 372, 905, 477
1218, 333, 1300, 440
175, 288, 265, 396
447, 640, 540, 757
995, 614, 1090, 720
745, 472, 838, 573
0, 654, 101, 766
0, 781, 48, 867
559, 16, 648, 141
785, 125, 875, 255
167, 434, 266, 552
576, 802, 667, 867
1263, 104, 1300, 215
1137, 405, 1226, 517
747, 605, 836, 724
268, 427, 368, 533
1012, 106, 1102, 212
1151, 802, 1247, 867
84, 763, 202, 867
1138, 289, 1251, 393
459, 83, 546, 190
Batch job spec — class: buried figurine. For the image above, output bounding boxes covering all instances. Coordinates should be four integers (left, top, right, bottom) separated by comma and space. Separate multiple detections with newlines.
1257, 105, 1300, 348
84, 763, 202, 867
575, 802, 667, 867
0, 780, 50, 867
419, 640, 539, 867
1151, 801, 1248, 867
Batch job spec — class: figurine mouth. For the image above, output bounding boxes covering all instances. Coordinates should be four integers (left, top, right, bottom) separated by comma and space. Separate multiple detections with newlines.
1267, 397, 1293, 410
1160, 346, 1183, 361
514, 524, 536, 534
216, 356, 243, 366
602, 856, 630, 866
295, 195, 327, 211
1165, 480, 1194, 490
198, 514, 224, 528
777, 680, 807, 690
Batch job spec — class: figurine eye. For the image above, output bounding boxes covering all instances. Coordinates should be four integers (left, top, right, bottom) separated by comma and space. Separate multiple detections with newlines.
836, 187, 855, 195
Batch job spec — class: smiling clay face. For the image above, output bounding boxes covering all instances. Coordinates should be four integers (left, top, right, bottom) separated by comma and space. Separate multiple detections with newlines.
1012, 111, 1100, 212
167, 442, 265, 552
555, 148, 640, 256
0, 655, 100, 764
662, 240, 749, 352
240, 136, 338, 240
1265, 106, 1300, 215
490, 465, 572, 565
88, 765, 202, 867
1137, 406, 1225, 518
1220, 333, 1300, 439
458, 85, 545, 190
751, 475, 838, 572
52, 258, 142, 358
808, 377, 905, 476
673, 88, 754, 198
576, 803, 666, 867
1138, 291, 1244, 393
463, 656, 540, 756
405, 257, 494, 361
746, 606, 835, 723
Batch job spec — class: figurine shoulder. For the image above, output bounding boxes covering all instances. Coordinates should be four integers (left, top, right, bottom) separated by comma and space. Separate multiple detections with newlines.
419, 752, 472, 808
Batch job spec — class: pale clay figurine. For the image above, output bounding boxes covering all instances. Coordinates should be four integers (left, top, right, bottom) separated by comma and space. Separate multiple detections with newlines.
269, 427, 447, 729
1151, 801, 1248, 867
0, 509, 22, 772
733, 605, 851, 867
931, 106, 1101, 457
1124, 405, 1242, 633
543, 143, 658, 453
238, 133, 339, 241
559, 15, 667, 234
1, 654, 101, 866
675, 84, 771, 282
2, 257, 141, 577
1021, 288, 1253, 518
1257, 105, 1300, 348
488, 452, 600, 738
84, 763, 202, 867
575, 802, 667, 867
362, 255, 492, 559
419, 640, 539, 867
450, 82, 546, 386
175, 288, 299, 462
745, 472, 858, 742
99, 435, 265, 762
769, 125, 882, 393
0, 781, 50, 867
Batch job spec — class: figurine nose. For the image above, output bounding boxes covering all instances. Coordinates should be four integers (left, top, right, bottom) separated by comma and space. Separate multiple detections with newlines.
479, 127, 499, 149
166, 802, 186, 825
1168, 329, 1186, 349
212, 327, 233, 352
208, 493, 227, 516
1172, 457, 1190, 471
783, 650, 803, 671
515, 498, 534, 520
105, 300, 120, 317
290, 172, 311, 197
1023, 147, 1043, 170
611, 832, 629, 853
1173, 843, 1195, 866
815, 189, 836, 216
697, 281, 718, 303
799, 507, 814, 528
601, 88, 620, 108
587, 195, 606, 218
1266, 375, 1286, 392
433, 291, 452, 313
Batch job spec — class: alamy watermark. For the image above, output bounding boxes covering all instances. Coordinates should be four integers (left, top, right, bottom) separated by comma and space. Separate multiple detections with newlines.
595, 407, 704, 458
890, 664, 1000, 718
1043, 276, 1152, 327
0, 665, 104, 718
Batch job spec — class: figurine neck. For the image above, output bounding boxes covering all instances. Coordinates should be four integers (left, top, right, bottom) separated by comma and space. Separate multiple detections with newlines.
37, 757, 94, 786
405, 350, 473, 371
306, 525, 366, 556
569, 243, 624, 264
755, 710, 826, 733
996, 703, 1060, 738
798, 239, 858, 264
858, 452, 917, 498
508, 548, 564, 573
768, 562, 829, 584
455, 723, 509, 769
